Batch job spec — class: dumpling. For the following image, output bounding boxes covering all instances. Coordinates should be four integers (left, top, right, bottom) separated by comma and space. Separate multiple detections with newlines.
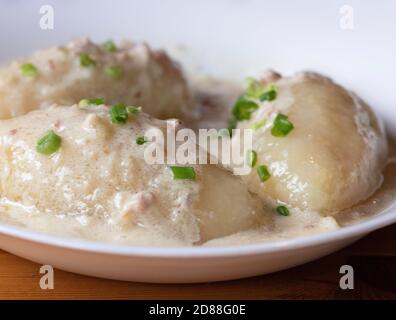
0, 38, 192, 121
0, 104, 268, 244
234, 72, 388, 214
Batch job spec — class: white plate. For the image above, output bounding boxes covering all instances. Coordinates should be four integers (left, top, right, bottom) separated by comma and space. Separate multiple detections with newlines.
0, 0, 395, 283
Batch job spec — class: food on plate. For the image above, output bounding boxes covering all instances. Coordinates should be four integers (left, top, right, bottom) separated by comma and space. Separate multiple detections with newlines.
0, 38, 192, 121
0, 38, 392, 246
0, 104, 268, 244
232, 72, 388, 214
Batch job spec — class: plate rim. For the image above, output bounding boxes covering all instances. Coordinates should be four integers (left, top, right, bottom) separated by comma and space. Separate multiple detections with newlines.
0, 205, 395, 258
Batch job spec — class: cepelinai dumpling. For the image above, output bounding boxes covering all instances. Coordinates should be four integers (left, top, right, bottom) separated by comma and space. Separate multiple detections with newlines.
0, 38, 192, 121
233, 72, 388, 214
0, 105, 269, 244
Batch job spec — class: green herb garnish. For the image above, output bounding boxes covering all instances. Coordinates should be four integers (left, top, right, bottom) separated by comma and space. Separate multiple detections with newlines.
126, 106, 141, 115
227, 117, 238, 136
257, 165, 271, 182
36, 131, 62, 155
247, 149, 258, 168
78, 98, 104, 107
170, 166, 196, 180
79, 53, 96, 67
245, 78, 277, 102
232, 95, 259, 121
245, 77, 266, 99
271, 113, 294, 137
21, 63, 39, 77
259, 84, 277, 101
103, 40, 117, 53
276, 205, 290, 216
106, 65, 123, 80
251, 119, 266, 131
136, 136, 147, 145
110, 104, 128, 124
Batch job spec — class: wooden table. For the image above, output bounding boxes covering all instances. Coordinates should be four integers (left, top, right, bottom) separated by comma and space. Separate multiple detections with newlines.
0, 224, 395, 300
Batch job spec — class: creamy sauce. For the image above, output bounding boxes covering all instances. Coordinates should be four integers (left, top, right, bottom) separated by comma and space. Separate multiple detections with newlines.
193, 76, 396, 246
0, 74, 394, 247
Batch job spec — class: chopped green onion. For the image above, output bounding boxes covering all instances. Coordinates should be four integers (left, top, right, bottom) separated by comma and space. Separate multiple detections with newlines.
246, 149, 258, 168
136, 136, 147, 145
232, 95, 259, 121
245, 77, 266, 99
78, 98, 104, 107
79, 53, 96, 67
110, 104, 128, 124
170, 166, 196, 180
21, 63, 38, 77
251, 119, 266, 131
276, 205, 290, 216
227, 117, 238, 136
36, 131, 62, 155
259, 84, 277, 101
271, 113, 294, 137
126, 106, 141, 115
257, 165, 271, 182
105, 65, 123, 80
103, 40, 117, 53
245, 78, 277, 102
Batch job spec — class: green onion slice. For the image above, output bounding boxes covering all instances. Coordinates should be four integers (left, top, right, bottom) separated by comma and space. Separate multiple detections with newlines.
36, 131, 62, 155
245, 77, 266, 99
78, 98, 104, 107
170, 166, 196, 180
259, 84, 277, 101
21, 63, 39, 77
232, 95, 259, 121
126, 106, 141, 115
276, 205, 290, 216
110, 104, 128, 124
257, 165, 271, 182
103, 40, 117, 53
271, 113, 294, 137
251, 119, 266, 131
106, 65, 123, 80
226, 117, 238, 136
79, 53, 96, 67
246, 149, 258, 168
136, 136, 147, 145
245, 78, 277, 102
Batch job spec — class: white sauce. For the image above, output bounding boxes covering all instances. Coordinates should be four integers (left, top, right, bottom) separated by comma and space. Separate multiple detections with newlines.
0, 45, 396, 246
0, 74, 393, 247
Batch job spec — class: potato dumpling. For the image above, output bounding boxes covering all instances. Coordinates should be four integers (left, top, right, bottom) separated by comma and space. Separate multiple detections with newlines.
0, 38, 192, 121
235, 72, 388, 214
0, 105, 268, 244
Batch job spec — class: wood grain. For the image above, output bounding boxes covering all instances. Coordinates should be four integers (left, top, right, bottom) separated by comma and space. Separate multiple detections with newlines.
0, 224, 395, 300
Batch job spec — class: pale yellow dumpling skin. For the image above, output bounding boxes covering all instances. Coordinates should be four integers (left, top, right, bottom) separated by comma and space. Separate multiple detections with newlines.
0, 38, 192, 121
237, 72, 388, 214
0, 105, 268, 244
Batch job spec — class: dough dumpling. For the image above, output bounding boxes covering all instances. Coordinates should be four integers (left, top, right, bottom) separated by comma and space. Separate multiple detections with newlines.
0, 105, 268, 244
236, 72, 388, 214
0, 38, 192, 121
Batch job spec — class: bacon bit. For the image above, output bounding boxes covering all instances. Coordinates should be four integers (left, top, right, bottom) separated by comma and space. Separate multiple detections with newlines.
9, 129, 17, 135
134, 91, 142, 99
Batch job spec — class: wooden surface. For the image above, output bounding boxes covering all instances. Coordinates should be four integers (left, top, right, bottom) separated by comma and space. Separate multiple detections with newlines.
0, 224, 395, 300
